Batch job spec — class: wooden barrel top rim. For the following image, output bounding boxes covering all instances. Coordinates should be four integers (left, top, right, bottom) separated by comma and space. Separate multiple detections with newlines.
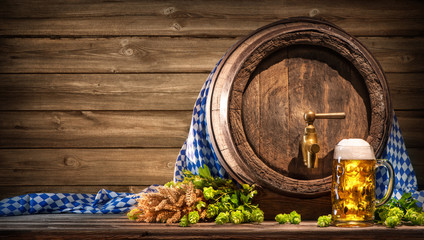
206, 18, 392, 197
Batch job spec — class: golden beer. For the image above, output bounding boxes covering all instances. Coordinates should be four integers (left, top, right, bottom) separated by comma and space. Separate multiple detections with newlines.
332, 139, 394, 227
331, 159, 376, 226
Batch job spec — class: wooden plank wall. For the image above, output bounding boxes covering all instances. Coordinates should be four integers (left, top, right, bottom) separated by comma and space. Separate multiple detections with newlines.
0, 0, 423, 199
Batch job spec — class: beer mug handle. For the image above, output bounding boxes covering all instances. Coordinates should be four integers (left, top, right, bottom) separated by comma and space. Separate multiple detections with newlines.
375, 159, 395, 207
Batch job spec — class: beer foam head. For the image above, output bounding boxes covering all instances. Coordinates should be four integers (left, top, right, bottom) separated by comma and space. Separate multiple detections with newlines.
334, 138, 375, 160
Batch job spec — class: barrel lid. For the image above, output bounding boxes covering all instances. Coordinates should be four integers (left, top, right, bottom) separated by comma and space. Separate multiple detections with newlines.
206, 17, 392, 197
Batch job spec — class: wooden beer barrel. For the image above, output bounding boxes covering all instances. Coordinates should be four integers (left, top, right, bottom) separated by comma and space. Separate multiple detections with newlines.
206, 18, 392, 197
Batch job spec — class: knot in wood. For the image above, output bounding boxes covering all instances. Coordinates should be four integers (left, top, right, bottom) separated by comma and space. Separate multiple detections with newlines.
401, 55, 414, 64
124, 48, 134, 56
167, 162, 174, 169
309, 9, 320, 17
119, 47, 134, 56
120, 39, 129, 47
163, 7, 176, 16
171, 22, 182, 31
64, 156, 80, 167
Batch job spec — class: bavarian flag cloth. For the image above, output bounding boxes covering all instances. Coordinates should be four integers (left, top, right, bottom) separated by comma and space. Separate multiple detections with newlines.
1, 61, 423, 216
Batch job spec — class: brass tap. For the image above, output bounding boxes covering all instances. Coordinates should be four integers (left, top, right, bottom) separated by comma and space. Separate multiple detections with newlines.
301, 111, 345, 168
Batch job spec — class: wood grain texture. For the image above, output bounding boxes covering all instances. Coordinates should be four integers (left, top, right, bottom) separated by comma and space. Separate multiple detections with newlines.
0, 73, 420, 111
0, 37, 422, 73
255, 189, 332, 220
243, 46, 371, 180
409, 148, 424, 189
0, 215, 423, 240
387, 73, 424, 110
0, 149, 177, 186
0, 0, 422, 206
0, 111, 191, 148
1, 111, 417, 150
0, 37, 232, 73
214, 19, 391, 196
0, 74, 206, 110
0, 0, 423, 37
396, 110, 424, 148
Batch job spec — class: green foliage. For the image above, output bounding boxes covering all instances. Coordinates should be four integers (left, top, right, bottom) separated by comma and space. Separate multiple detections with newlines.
196, 201, 206, 211
215, 212, 230, 224
387, 207, 404, 220
405, 208, 418, 221
178, 164, 264, 225
179, 215, 189, 227
375, 192, 423, 228
410, 213, 424, 226
242, 209, 252, 222
188, 211, 200, 224
405, 209, 424, 226
385, 216, 401, 228
203, 186, 217, 200
230, 210, 244, 224
274, 211, 301, 225
275, 213, 290, 224
289, 210, 301, 224
251, 209, 264, 223
317, 214, 332, 227
206, 204, 219, 218
381, 192, 421, 214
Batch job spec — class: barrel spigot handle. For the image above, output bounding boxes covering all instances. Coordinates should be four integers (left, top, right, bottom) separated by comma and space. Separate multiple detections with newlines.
302, 111, 345, 168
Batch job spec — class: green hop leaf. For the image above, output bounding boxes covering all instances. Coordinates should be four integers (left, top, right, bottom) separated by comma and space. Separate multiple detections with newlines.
398, 192, 421, 212
206, 204, 219, 218
317, 214, 332, 227
215, 212, 230, 225
242, 184, 253, 191
289, 210, 301, 224
230, 210, 244, 224
375, 204, 390, 221
240, 194, 249, 204
221, 194, 231, 204
193, 176, 207, 189
179, 215, 189, 227
230, 193, 239, 205
199, 164, 212, 179
217, 202, 230, 212
275, 213, 290, 224
251, 209, 264, 223
188, 211, 200, 224
384, 216, 401, 228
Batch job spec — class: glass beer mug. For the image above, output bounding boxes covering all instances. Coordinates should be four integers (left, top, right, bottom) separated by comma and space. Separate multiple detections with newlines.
332, 139, 394, 227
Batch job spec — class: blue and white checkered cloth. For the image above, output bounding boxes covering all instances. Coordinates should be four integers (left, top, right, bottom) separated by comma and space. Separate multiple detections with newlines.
1, 60, 423, 216
378, 115, 424, 205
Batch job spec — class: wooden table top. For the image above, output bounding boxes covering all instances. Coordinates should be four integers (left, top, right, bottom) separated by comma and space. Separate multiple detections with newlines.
1, 214, 423, 239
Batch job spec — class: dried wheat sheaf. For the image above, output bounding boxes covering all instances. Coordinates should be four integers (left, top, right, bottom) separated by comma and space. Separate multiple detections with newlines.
134, 182, 207, 224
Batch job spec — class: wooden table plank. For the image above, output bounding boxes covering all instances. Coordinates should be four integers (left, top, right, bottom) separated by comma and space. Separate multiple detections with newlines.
0, 215, 423, 240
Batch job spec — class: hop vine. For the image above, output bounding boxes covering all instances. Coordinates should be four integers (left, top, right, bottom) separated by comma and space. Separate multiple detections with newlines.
128, 165, 264, 226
